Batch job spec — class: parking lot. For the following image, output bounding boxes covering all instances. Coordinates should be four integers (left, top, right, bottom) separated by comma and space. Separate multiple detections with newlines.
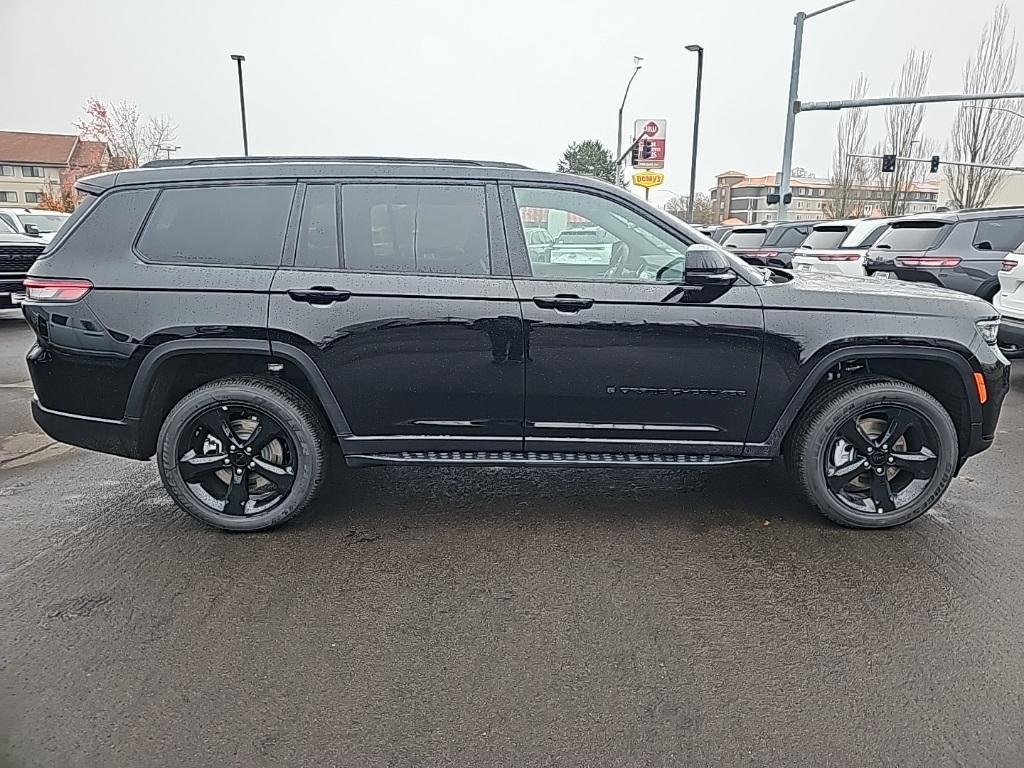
2, 308, 1023, 767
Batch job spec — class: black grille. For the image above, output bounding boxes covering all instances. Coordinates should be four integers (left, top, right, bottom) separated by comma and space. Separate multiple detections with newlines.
0, 279, 23, 293
0, 245, 45, 273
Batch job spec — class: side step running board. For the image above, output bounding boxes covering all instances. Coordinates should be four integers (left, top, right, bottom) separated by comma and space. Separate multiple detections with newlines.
345, 450, 768, 468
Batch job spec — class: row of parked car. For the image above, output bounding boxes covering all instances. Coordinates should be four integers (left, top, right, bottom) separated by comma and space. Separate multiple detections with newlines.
700, 208, 1024, 354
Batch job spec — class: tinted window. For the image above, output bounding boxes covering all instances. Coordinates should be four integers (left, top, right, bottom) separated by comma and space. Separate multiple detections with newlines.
514, 186, 690, 283
801, 227, 852, 249
295, 184, 339, 269
43, 189, 157, 260
974, 218, 1024, 252
138, 185, 294, 267
844, 221, 888, 248
769, 225, 812, 248
722, 229, 768, 249
341, 184, 489, 275
873, 221, 950, 251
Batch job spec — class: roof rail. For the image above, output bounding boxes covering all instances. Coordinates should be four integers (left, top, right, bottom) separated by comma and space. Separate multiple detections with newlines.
142, 155, 532, 170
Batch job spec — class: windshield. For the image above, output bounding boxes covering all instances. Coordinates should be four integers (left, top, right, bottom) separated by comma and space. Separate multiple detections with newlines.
800, 227, 852, 249
0, 218, 15, 234
873, 221, 950, 251
16, 212, 70, 233
722, 229, 768, 249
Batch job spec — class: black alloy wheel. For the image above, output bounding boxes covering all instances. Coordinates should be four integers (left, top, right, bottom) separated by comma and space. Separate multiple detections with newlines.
789, 377, 957, 529
157, 376, 325, 531
823, 406, 939, 515
176, 404, 296, 517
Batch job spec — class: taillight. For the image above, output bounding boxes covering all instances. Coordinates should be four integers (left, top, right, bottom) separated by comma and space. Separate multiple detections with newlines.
817, 254, 861, 262
748, 250, 779, 260
23, 277, 93, 302
1002, 259, 1019, 272
895, 256, 962, 268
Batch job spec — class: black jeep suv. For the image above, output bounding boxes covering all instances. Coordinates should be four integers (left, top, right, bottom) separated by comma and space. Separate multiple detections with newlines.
23, 157, 1009, 531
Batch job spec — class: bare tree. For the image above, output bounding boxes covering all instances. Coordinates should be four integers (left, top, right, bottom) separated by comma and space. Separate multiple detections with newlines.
944, 2, 1024, 209
871, 50, 934, 216
75, 98, 177, 169
825, 74, 870, 218
664, 193, 714, 225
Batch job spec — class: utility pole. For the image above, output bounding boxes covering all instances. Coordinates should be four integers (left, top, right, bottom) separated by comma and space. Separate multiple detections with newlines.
616, 57, 643, 184
685, 44, 704, 224
230, 54, 249, 157
777, 0, 858, 221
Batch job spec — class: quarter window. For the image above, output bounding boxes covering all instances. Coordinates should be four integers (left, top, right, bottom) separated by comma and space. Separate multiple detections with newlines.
973, 218, 1024, 252
137, 185, 294, 267
341, 184, 490, 275
513, 186, 691, 283
294, 184, 339, 269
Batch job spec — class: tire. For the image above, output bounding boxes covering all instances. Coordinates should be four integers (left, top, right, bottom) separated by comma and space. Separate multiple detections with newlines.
157, 376, 326, 531
789, 377, 958, 529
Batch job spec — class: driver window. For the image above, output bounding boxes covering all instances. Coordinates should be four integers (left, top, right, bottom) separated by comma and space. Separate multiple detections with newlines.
514, 186, 692, 283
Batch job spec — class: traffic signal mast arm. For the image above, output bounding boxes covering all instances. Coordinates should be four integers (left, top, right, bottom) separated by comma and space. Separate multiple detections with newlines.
847, 153, 1024, 174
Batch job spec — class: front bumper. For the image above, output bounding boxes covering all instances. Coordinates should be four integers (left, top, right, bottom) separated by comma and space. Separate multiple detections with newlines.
997, 315, 1024, 348
31, 399, 148, 460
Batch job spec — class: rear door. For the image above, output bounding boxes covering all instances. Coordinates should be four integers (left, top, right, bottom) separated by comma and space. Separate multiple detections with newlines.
969, 216, 1024, 298
268, 180, 524, 453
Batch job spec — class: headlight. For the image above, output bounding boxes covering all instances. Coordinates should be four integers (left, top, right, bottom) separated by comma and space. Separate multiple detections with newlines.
976, 318, 1000, 345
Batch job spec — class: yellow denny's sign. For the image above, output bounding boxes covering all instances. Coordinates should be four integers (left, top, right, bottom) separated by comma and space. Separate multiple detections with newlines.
632, 171, 665, 189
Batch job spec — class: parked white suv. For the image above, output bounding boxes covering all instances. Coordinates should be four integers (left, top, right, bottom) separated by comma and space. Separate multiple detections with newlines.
995, 241, 1024, 354
791, 217, 895, 278
0, 208, 70, 243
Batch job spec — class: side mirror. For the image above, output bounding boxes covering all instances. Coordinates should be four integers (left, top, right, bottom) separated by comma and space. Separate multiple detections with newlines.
684, 244, 738, 286
24, 223, 41, 236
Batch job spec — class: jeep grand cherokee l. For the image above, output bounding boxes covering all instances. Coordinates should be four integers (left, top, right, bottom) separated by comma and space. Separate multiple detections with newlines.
22, 156, 1009, 531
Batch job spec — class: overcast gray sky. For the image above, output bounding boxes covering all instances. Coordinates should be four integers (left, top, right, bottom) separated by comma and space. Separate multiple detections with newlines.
4, 0, 1022, 201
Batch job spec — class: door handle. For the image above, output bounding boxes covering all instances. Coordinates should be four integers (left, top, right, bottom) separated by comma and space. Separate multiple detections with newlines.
287, 287, 351, 305
533, 295, 594, 312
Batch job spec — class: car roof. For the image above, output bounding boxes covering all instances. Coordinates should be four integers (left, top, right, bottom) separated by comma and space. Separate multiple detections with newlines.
76, 156, 617, 194
901, 206, 1024, 223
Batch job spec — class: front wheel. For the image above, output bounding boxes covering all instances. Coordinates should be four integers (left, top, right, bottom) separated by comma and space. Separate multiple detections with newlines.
790, 378, 958, 528
157, 376, 326, 531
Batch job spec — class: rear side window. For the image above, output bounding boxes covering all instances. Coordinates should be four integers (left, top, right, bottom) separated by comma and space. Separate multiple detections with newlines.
973, 218, 1024, 252
43, 189, 157, 260
801, 226, 851, 249
768, 225, 812, 248
722, 229, 768, 249
137, 185, 294, 267
873, 221, 950, 251
845, 221, 887, 248
294, 184, 340, 269
341, 184, 489, 275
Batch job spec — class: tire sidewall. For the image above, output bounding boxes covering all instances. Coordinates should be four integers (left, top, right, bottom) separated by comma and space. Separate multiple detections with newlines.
157, 383, 321, 532
802, 387, 957, 529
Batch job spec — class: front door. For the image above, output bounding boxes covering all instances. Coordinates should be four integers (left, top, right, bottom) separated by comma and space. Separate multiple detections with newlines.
269, 181, 524, 454
501, 183, 764, 456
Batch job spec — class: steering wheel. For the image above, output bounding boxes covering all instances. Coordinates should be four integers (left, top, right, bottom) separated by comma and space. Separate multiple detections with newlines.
603, 241, 629, 279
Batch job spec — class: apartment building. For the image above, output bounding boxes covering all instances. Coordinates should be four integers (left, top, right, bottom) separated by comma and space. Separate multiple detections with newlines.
0, 131, 109, 207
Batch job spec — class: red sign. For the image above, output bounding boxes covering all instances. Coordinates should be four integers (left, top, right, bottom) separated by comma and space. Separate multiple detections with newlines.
644, 121, 660, 136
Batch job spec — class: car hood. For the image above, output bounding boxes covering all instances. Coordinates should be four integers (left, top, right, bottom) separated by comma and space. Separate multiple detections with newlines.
758, 270, 996, 320
0, 233, 46, 246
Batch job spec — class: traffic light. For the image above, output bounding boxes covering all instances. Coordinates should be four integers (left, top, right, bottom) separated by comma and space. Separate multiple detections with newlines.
930, 155, 940, 173
881, 154, 897, 173
641, 139, 654, 160
630, 145, 640, 167
767, 193, 779, 205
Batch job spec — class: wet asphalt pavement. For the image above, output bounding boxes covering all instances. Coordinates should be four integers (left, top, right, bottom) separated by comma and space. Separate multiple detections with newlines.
2, 309, 1024, 767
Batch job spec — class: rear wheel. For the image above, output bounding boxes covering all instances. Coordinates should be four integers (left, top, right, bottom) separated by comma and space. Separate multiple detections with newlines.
790, 378, 957, 528
157, 376, 326, 531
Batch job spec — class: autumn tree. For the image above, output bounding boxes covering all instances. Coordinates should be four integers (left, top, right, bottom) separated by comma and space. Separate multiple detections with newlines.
75, 98, 177, 169
36, 181, 78, 213
871, 50, 935, 216
825, 75, 870, 218
557, 140, 619, 184
944, 2, 1024, 209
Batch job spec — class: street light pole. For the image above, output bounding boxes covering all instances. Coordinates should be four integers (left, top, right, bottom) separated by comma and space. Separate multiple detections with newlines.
777, 0, 857, 220
617, 57, 643, 180
685, 44, 704, 224
230, 54, 249, 157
